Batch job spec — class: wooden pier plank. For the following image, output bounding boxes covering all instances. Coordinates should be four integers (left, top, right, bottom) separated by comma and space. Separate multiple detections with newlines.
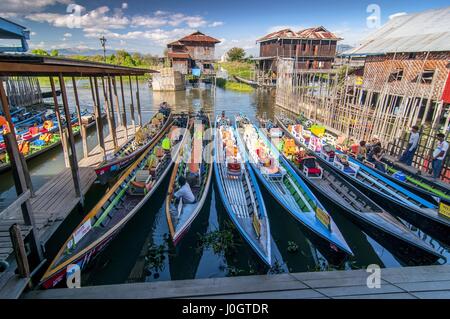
23, 265, 450, 299
0, 125, 135, 265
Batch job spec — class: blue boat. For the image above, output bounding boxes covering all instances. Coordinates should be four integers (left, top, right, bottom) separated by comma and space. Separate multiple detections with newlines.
275, 116, 450, 245
235, 115, 353, 258
214, 114, 272, 266
273, 117, 445, 264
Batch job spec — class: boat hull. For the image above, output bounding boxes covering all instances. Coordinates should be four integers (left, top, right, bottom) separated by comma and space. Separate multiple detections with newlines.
95, 112, 173, 184
285, 157, 443, 264
275, 117, 450, 246
213, 161, 272, 266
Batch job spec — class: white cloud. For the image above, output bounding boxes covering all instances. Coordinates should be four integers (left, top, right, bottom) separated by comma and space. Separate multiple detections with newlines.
2, 0, 71, 15
29, 40, 46, 49
209, 21, 224, 27
31, 31, 37, 36
63, 32, 72, 37
121, 3, 128, 10
216, 37, 258, 56
26, 6, 130, 30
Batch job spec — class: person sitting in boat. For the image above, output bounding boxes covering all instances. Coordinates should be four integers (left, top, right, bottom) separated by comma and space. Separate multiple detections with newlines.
159, 102, 170, 116
367, 146, 386, 173
367, 135, 381, 154
356, 141, 367, 161
174, 176, 196, 204
219, 111, 230, 126
337, 154, 350, 167
162, 136, 171, 152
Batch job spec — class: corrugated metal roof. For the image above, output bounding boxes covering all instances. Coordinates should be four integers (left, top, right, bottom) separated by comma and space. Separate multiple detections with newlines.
257, 26, 341, 42
345, 6, 450, 55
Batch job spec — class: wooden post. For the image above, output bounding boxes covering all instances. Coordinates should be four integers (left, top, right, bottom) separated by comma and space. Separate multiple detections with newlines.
119, 76, 128, 140
19, 153, 34, 197
72, 77, 88, 158
108, 75, 119, 148
129, 75, 136, 134
50, 77, 70, 167
112, 76, 122, 127
135, 76, 142, 127
58, 74, 84, 205
9, 224, 30, 279
91, 77, 106, 160
1, 79, 43, 262
102, 76, 118, 150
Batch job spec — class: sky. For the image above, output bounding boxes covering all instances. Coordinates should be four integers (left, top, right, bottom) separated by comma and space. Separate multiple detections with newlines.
2, 0, 449, 56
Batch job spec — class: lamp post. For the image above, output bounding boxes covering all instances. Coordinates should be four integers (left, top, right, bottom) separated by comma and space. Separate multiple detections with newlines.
99, 35, 107, 62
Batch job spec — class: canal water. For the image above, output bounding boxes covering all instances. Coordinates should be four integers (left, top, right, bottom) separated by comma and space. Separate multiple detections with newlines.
0, 81, 448, 286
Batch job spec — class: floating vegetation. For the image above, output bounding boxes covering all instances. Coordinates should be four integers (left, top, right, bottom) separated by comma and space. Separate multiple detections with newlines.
197, 228, 236, 255
268, 260, 286, 274
226, 266, 246, 277
144, 243, 167, 277
287, 241, 299, 253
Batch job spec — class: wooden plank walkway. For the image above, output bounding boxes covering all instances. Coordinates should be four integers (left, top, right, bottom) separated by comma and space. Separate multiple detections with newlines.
79, 124, 137, 168
24, 265, 450, 299
0, 124, 137, 263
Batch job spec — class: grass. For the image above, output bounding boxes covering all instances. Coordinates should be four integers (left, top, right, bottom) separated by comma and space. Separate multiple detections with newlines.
218, 61, 254, 80
216, 78, 254, 93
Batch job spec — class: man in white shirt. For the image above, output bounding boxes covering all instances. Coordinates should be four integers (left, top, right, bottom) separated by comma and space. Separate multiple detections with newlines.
431, 133, 449, 179
399, 125, 419, 166
174, 176, 196, 204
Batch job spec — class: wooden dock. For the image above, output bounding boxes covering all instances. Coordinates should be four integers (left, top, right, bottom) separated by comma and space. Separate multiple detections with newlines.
24, 264, 450, 299
79, 124, 137, 168
0, 125, 136, 268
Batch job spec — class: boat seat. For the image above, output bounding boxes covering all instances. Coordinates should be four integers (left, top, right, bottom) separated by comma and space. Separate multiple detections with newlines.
135, 170, 150, 183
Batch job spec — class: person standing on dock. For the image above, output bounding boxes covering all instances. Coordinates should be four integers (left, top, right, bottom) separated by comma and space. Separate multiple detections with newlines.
431, 133, 449, 179
399, 125, 419, 166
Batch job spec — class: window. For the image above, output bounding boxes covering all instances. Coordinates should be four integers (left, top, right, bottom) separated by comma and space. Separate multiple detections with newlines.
407, 52, 416, 59
412, 69, 435, 84
388, 69, 403, 82
302, 43, 306, 52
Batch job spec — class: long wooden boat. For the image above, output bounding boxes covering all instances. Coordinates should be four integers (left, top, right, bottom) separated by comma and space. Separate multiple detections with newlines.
40, 114, 190, 289
235, 115, 353, 258
271, 119, 444, 264
275, 115, 450, 245
214, 114, 272, 266
165, 113, 213, 245
0, 110, 95, 173
95, 106, 173, 184
369, 156, 450, 202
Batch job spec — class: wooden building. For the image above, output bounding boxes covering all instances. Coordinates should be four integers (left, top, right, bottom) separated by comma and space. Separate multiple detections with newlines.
276, 6, 450, 179
167, 31, 220, 75
254, 26, 341, 84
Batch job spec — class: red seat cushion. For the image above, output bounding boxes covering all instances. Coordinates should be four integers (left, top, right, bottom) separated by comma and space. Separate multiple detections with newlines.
308, 167, 321, 174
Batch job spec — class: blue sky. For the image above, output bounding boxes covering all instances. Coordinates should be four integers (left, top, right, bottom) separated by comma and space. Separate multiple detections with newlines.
2, 0, 449, 56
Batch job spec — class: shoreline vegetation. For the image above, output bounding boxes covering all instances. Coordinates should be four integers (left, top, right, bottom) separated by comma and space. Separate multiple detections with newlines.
216, 61, 254, 93
31, 49, 158, 87
31, 48, 257, 93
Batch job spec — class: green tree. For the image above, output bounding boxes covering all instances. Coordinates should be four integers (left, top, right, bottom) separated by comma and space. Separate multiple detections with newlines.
50, 49, 59, 57
31, 49, 49, 56
227, 47, 245, 61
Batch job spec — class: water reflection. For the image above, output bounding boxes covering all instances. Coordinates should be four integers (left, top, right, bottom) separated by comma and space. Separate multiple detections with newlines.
1, 84, 449, 287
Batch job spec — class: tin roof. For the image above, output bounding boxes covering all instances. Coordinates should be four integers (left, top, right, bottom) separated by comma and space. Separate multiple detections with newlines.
344, 6, 450, 55
177, 31, 220, 43
0, 54, 157, 76
257, 26, 341, 42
